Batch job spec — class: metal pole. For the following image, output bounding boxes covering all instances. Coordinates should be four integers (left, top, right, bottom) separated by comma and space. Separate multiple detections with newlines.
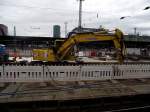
14, 26, 16, 36
13, 26, 17, 61
134, 27, 137, 36
78, 0, 84, 29
64, 22, 68, 37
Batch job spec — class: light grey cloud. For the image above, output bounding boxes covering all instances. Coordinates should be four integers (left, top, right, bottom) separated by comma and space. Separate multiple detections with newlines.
0, 0, 150, 36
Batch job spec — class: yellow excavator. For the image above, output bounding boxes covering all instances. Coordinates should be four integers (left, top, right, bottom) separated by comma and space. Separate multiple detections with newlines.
33, 28, 125, 64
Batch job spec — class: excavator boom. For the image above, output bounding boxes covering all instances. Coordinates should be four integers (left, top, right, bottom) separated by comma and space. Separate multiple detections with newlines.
57, 29, 124, 63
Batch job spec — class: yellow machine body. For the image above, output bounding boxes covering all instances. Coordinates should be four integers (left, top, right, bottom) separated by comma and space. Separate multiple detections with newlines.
32, 28, 125, 63
33, 49, 56, 62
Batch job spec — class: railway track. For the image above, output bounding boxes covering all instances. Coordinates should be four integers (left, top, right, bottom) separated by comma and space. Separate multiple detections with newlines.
1, 94, 150, 112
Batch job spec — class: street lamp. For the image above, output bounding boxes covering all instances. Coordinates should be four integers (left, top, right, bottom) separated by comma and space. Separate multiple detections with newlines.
144, 6, 150, 10
120, 6, 150, 20
120, 16, 131, 20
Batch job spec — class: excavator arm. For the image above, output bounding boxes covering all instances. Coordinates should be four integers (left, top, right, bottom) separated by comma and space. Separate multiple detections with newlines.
57, 29, 125, 63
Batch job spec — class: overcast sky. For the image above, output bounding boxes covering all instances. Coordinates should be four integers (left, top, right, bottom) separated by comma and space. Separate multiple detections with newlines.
0, 0, 150, 37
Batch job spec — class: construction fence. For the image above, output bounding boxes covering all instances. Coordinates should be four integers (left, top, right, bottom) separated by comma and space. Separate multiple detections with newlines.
0, 64, 149, 82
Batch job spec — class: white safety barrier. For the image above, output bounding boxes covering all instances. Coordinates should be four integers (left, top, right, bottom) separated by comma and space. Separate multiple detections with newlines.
114, 64, 150, 79
0, 64, 149, 82
80, 65, 113, 81
44, 66, 81, 81
0, 65, 43, 82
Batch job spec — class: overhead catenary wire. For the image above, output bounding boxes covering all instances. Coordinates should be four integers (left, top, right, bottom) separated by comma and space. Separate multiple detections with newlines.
0, 3, 95, 14
0, 3, 98, 26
